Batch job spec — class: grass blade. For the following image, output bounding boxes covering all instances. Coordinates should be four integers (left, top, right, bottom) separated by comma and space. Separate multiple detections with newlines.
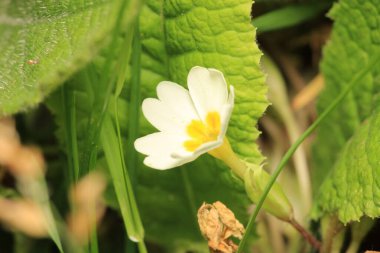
126, 23, 142, 183
61, 86, 80, 183
100, 114, 146, 249
253, 2, 331, 33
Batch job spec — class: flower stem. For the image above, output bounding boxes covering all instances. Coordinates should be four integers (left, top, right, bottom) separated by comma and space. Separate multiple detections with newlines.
208, 138, 247, 179
320, 215, 344, 253
211, 138, 320, 249
289, 218, 321, 250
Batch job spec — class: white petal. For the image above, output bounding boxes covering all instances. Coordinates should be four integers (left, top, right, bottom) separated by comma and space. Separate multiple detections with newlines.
134, 132, 185, 156
156, 81, 199, 120
134, 132, 194, 170
142, 81, 200, 133
219, 85, 235, 139
187, 67, 228, 120
142, 99, 179, 132
193, 139, 224, 157
143, 155, 195, 170
171, 139, 224, 160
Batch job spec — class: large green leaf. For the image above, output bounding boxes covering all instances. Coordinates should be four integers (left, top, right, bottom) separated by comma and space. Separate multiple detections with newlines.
312, 0, 380, 222
136, 0, 268, 249
0, 0, 125, 116
313, 108, 380, 223
48, 0, 268, 251
140, 0, 267, 163
312, 0, 380, 191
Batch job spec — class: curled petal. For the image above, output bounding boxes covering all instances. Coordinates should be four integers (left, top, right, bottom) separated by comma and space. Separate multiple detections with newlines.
219, 86, 235, 140
188, 67, 229, 121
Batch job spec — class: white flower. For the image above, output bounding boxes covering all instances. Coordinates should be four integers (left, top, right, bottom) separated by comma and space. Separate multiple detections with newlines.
134, 66, 235, 170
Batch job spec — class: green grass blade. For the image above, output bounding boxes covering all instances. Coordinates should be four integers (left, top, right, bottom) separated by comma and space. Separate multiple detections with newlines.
80, 0, 134, 176
90, 221, 99, 253
126, 23, 142, 182
180, 167, 198, 230
32, 179, 64, 253
100, 114, 145, 244
61, 86, 80, 183
252, 2, 331, 33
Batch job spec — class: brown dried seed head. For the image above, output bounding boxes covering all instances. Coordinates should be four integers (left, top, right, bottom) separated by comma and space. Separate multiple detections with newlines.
213, 201, 245, 239
197, 201, 245, 253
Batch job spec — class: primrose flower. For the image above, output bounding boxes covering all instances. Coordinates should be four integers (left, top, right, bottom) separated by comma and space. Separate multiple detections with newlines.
134, 66, 234, 170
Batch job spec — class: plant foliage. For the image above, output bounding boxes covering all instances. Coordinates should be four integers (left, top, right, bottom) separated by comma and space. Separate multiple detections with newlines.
313, 0, 380, 223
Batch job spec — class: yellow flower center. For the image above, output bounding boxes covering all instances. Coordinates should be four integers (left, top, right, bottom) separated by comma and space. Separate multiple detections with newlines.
184, 112, 221, 152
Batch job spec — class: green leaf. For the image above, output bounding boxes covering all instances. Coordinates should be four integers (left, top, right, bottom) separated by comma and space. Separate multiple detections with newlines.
0, 0, 125, 116
312, 0, 380, 222
313, 108, 380, 223
141, 0, 267, 166
135, 0, 268, 249
312, 0, 380, 192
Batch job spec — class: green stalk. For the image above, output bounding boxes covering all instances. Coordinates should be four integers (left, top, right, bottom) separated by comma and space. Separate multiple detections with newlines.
22, 178, 64, 252
101, 115, 146, 251
80, 0, 134, 176
346, 218, 374, 253
237, 56, 380, 252
126, 23, 142, 183
180, 167, 199, 230
90, 216, 99, 253
110, 4, 146, 251
61, 86, 80, 183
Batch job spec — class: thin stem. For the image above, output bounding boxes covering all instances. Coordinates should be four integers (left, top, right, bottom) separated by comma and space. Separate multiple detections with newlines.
180, 167, 199, 231
289, 219, 321, 250
320, 215, 344, 253
126, 22, 142, 185
90, 211, 99, 253
280, 108, 312, 211
61, 86, 80, 183
137, 241, 148, 253
81, 0, 133, 176
68, 92, 80, 183
346, 217, 374, 253
21, 178, 64, 252
237, 55, 380, 253
213, 138, 318, 249
264, 55, 312, 209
